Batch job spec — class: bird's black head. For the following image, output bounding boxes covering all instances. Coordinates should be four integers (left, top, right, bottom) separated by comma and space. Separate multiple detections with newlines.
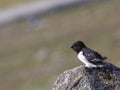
71, 41, 86, 53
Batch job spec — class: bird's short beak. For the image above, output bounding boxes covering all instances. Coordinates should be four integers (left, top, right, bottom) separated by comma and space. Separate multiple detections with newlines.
71, 45, 73, 49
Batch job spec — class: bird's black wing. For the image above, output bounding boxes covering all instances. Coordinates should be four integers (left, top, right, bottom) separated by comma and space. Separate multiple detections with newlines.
90, 58, 103, 63
82, 48, 104, 63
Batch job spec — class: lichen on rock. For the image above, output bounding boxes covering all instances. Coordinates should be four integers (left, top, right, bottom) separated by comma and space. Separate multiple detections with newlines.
53, 62, 120, 90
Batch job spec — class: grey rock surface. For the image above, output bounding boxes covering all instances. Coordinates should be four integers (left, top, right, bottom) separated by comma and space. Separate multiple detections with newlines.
53, 62, 120, 90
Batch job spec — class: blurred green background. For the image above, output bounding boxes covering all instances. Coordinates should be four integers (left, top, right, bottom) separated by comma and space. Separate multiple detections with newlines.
0, 0, 120, 90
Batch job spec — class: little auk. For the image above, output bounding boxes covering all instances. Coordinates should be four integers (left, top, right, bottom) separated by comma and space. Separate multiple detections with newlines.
71, 41, 107, 68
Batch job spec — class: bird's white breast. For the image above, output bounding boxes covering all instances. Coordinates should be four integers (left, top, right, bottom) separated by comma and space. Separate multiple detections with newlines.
77, 51, 89, 64
77, 51, 96, 68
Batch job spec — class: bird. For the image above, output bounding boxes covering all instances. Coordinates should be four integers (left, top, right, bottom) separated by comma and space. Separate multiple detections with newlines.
71, 41, 107, 68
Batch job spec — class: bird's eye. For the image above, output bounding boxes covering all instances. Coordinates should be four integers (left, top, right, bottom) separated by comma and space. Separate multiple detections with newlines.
75, 46, 79, 49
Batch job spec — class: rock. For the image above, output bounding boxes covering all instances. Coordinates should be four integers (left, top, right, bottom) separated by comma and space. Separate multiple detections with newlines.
53, 62, 120, 90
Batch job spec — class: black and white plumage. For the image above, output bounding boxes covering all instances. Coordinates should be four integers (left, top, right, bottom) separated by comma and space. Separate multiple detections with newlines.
71, 41, 107, 68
